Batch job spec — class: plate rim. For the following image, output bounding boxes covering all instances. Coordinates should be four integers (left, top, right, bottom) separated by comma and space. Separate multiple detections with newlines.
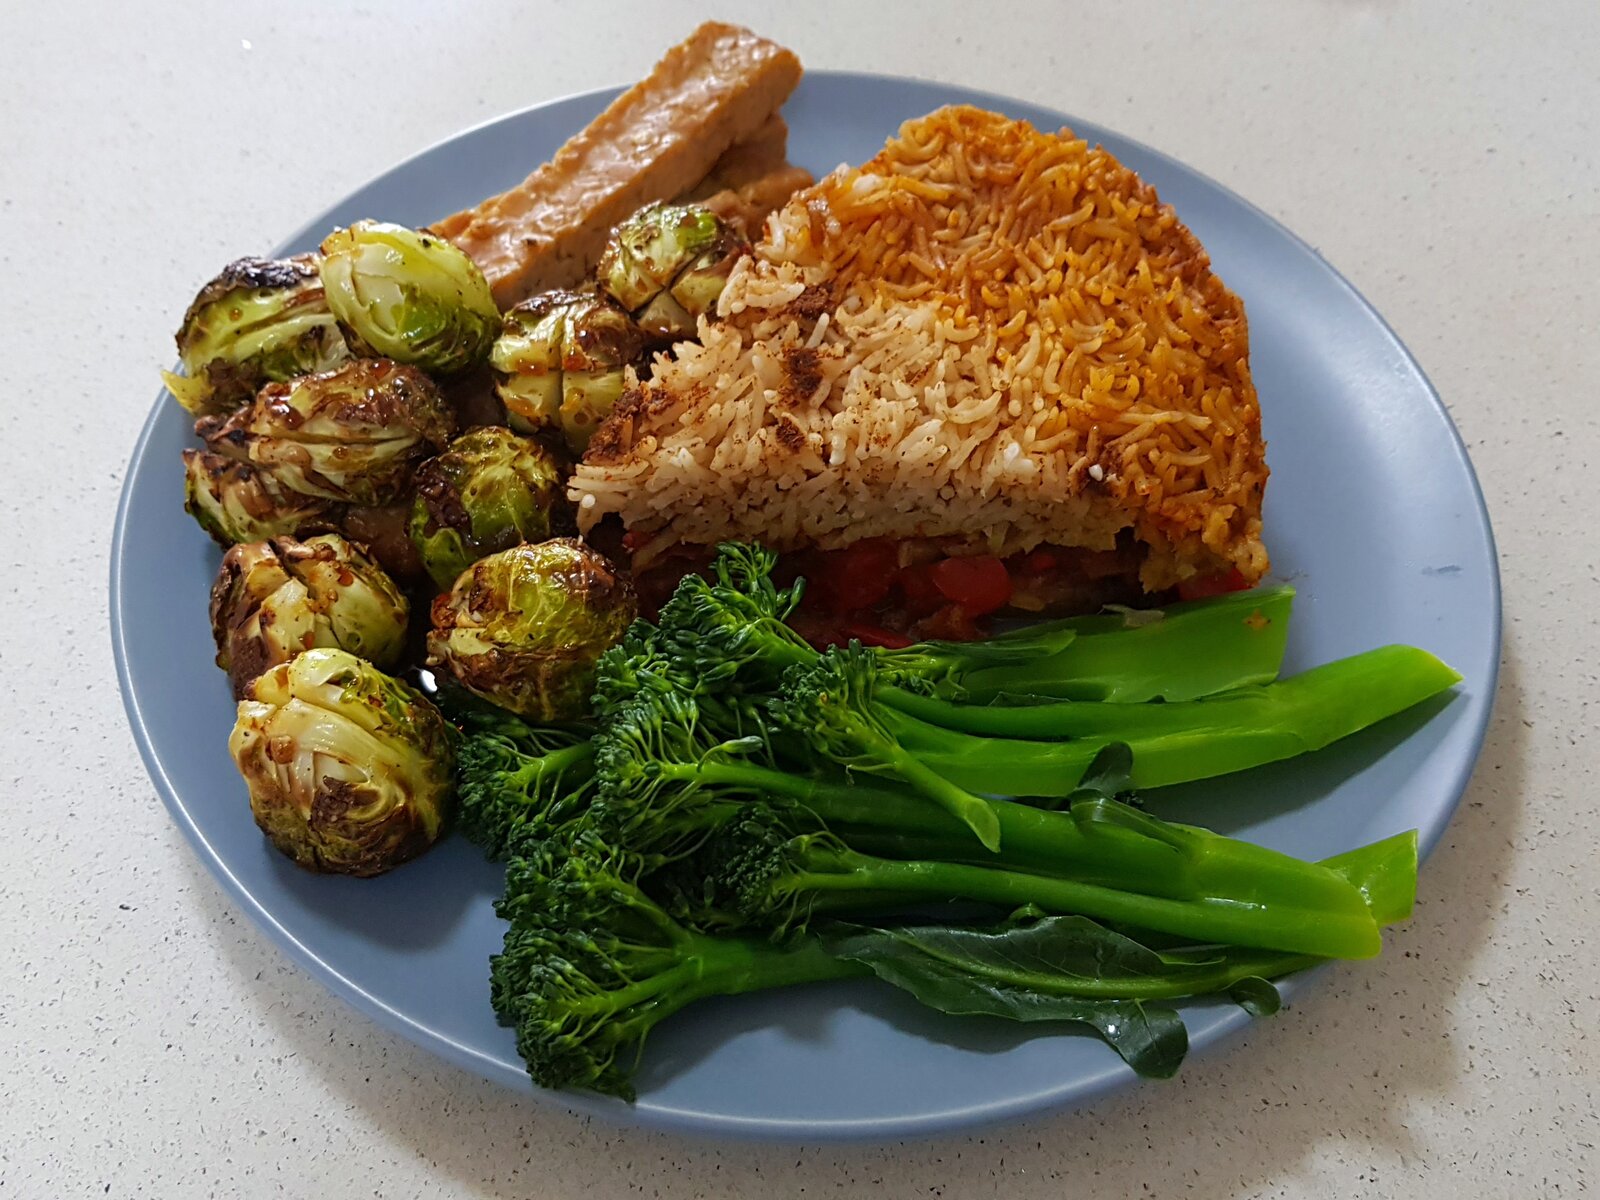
111, 69, 1502, 1141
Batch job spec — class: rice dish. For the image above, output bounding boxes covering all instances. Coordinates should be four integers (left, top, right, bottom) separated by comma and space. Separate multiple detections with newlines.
571, 105, 1269, 595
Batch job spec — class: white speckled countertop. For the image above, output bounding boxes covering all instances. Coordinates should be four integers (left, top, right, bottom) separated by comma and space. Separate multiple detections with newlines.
3, 1, 1596, 1194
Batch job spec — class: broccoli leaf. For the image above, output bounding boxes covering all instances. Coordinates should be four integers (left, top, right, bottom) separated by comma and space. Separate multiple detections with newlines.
824, 912, 1316, 1079
824, 916, 1189, 1078
1226, 976, 1284, 1017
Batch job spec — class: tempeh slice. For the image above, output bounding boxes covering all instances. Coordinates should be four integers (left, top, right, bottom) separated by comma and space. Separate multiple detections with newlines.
432, 22, 802, 308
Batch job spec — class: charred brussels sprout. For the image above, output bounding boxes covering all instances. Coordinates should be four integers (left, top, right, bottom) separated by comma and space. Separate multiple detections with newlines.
183, 449, 338, 546
426, 539, 635, 721
319, 221, 499, 375
162, 255, 350, 416
408, 426, 569, 589
228, 648, 454, 876
489, 290, 643, 455
209, 534, 409, 700
198, 358, 456, 506
596, 202, 744, 342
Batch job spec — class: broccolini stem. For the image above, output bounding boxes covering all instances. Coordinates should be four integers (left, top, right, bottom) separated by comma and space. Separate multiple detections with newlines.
878, 645, 1461, 793
819, 800, 1382, 928
881, 709, 1096, 798
684, 929, 871, 997
1076, 949, 1318, 1000
871, 739, 1003, 853
891, 643, 1459, 741
953, 586, 1295, 703
1316, 830, 1418, 924
510, 739, 596, 785
540, 936, 863, 1081
684, 755, 1003, 853
672, 758, 1380, 927
845, 819, 1415, 923
833, 923, 1320, 1001
785, 847, 1383, 960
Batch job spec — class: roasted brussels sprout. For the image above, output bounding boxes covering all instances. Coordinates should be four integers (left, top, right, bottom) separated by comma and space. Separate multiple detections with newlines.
426, 539, 635, 721
209, 534, 409, 699
596, 202, 744, 342
408, 426, 569, 589
228, 648, 454, 877
198, 358, 456, 506
162, 255, 350, 416
489, 291, 643, 455
319, 221, 499, 375
183, 449, 338, 546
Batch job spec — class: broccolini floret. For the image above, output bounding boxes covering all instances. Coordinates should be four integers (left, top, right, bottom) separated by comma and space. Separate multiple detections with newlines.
489, 830, 865, 1099
453, 710, 596, 859
454, 540, 1450, 1100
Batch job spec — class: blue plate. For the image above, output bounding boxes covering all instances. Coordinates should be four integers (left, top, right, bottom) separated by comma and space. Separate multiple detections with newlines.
111, 72, 1500, 1141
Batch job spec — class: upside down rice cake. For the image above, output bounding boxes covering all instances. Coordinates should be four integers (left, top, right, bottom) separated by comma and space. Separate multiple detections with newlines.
571, 105, 1270, 602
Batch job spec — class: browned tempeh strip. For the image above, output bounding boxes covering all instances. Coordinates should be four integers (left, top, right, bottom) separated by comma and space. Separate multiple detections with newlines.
433, 22, 802, 308
689, 113, 795, 195
682, 114, 813, 237
433, 114, 798, 250
429, 116, 794, 244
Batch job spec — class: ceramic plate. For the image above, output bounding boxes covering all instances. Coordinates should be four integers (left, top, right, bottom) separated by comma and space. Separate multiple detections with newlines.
112, 72, 1500, 1140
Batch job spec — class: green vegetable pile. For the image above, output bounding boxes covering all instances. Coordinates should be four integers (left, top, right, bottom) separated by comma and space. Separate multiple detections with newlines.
454, 544, 1459, 1098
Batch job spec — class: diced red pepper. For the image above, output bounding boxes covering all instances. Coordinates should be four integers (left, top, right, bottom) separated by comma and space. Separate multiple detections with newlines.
930, 555, 1013, 616
1176, 567, 1251, 602
1022, 549, 1059, 574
